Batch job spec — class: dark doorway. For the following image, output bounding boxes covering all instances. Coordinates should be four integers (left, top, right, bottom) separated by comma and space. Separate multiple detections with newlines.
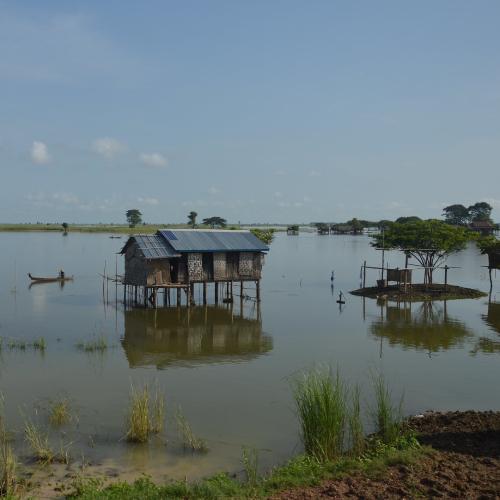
202, 253, 214, 281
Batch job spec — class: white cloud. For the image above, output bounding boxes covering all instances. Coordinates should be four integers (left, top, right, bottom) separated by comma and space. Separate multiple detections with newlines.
274, 169, 286, 176
52, 192, 79, 205
31, 141, 50, 164
137, 197, 159, 206
26, 192, 79, 206
208, 186, 220, 195
92, 137, 125, 158
140, 152, 167, 168
308, 169, 321, 177
274, 191, 283, 198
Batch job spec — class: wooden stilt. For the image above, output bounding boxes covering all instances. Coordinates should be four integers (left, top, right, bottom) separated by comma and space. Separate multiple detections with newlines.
215, 282, 219, 304
177, 287, 181, 306
256, 280, 261, 302
203, 282, 207, 304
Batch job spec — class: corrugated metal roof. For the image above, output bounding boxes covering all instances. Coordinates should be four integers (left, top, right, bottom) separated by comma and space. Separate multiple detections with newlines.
122, 235, 180, 259
157, 230, 269, 252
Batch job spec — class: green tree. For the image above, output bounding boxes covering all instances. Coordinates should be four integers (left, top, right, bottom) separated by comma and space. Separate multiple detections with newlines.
371, 220, 472, 284
61, 222, 69, 232
187, 211, 198, 228
250, 228, 275, 244
468, 202, 492, 222
347, 218, 363, 234
126, 209, 142, 228
442, 204, 469, 226
315, 222, 330, 234
395, 216, 422, 225
202, 216, 227, 229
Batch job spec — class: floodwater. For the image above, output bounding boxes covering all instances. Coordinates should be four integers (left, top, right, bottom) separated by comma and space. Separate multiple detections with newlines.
0, 231, 499, 482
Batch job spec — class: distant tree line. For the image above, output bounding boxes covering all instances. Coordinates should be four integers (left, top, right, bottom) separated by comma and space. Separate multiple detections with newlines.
442, 202, 493, 226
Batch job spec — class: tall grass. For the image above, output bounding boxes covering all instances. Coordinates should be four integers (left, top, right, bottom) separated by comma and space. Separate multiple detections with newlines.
292, 367, 348, 461
371, 373, 404, 445
48, 398, 72, 427
175, 407, 208, 452
24, 420, 54, 463
0, 405, 16, 497
125, 384, 166, 443
347, 383, 364, 456
33, 337, 46, 351
241, 447, 259, 487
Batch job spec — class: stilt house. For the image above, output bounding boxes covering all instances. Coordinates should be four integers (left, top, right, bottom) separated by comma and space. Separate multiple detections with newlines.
120, 229, 268, 295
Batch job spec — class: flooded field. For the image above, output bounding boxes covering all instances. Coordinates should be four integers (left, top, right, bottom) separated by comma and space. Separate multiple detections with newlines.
0, 231, 499, 484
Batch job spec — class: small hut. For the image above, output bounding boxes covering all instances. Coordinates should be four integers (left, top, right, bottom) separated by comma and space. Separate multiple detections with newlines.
469, 220, 495, 236
120, 229, 268, 306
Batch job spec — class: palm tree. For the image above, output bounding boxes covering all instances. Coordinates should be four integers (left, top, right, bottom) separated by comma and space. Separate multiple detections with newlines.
188, 211, 198, 228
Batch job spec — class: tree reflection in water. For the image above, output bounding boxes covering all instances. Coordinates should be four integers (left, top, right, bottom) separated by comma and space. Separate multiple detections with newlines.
121, 305, 273, 369
369, 301, 473, 356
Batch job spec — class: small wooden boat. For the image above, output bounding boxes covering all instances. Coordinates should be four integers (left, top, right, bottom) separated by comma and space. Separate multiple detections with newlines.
28, 273, 74, 283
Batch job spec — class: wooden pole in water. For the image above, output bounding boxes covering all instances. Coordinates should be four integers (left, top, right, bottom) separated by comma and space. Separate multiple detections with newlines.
256, 280, 261, 302
177, 287, 181, 306
363, 260, 366, 288
215, 282, 219, 304
444, 265, 449, 291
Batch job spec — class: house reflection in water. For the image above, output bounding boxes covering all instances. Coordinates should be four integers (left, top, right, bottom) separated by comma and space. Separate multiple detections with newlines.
122, 306, 273, 369
473, 301, 500, 355
369, 301, 473, 355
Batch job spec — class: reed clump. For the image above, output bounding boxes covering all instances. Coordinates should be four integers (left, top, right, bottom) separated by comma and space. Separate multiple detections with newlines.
371, 373, 403, 445
48, 398, 72, 427
24, 420, 54, 463
292, 367, 348, 461
125, 384, 165, 443
347, 383, 365, 456
33, 337, 46, 351
175, 407, 208, 452
76, 336, 108, 353
0, 411, 16, 497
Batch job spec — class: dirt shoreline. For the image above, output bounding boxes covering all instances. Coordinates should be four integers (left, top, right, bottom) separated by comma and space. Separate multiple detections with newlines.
273, 410, 500, 499
350, 283, 487, 302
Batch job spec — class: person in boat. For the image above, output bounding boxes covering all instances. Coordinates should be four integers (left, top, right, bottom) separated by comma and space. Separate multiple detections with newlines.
59, 269, 65, 279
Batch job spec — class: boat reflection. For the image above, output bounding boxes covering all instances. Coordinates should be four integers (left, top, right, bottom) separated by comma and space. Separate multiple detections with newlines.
122, 305, 272, 369
369, 301, 473, 355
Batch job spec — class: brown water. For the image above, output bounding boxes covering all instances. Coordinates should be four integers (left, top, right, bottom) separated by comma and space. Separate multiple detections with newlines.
0, 231, 499, 481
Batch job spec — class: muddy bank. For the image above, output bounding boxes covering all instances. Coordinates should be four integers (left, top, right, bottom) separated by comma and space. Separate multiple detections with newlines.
350, 283, 487, 302
273, 410, 500, 499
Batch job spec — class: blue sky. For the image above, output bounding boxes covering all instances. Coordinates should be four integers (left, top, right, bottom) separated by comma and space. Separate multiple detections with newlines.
1, 0, 499, 224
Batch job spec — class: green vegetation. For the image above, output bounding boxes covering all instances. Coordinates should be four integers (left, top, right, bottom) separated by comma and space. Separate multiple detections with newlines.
125, 209, 142, 228
48, 398, 72, 427
187, 211, 197, 228
1, 337, 46, 352
175, 407, 208, 452
443, 201, 493, 225
125, 384, 165, 443
0, 408, 16, 497
250, 228, 275, 245
24, 420, 55, 463
68, 443, 425, 499
202, 216, 227, 229
371, 374, 403, 445
33, 337, 46, 351
76, 336, 108, 353
371, 220, 473, 284
292, 367, 347, 461
347, 384, 364, 456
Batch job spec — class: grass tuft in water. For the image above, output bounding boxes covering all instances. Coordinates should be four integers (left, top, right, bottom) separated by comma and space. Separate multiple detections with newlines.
48, 398, 72, 427
0, 405, 16, 497
76, 336, 108, 353
371, 373, 404, 445
33, 337, 46, 351
175, 407, 208, 452
292, 366, 348, 461
125, 384, 166, 443
24, 420, 54, 463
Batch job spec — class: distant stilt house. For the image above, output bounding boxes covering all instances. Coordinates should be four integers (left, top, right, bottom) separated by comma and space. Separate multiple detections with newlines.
287, 225, 299, 235
120, 229, 269, 307
469, 220, 495, 236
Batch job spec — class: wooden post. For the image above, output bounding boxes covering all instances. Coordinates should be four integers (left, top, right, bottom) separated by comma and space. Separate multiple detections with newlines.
230, 280, 233, 300
215, 282, 219, 304
489, 267, 493, 292
203, 282, 207, 304
363, 260, 366, 288
123, 284, 126, 305
144, 287, 148, 307
444, 265, 449, 291
190, 283, 195, 306
256, 280, 261, 302
177, 287, 181, 306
